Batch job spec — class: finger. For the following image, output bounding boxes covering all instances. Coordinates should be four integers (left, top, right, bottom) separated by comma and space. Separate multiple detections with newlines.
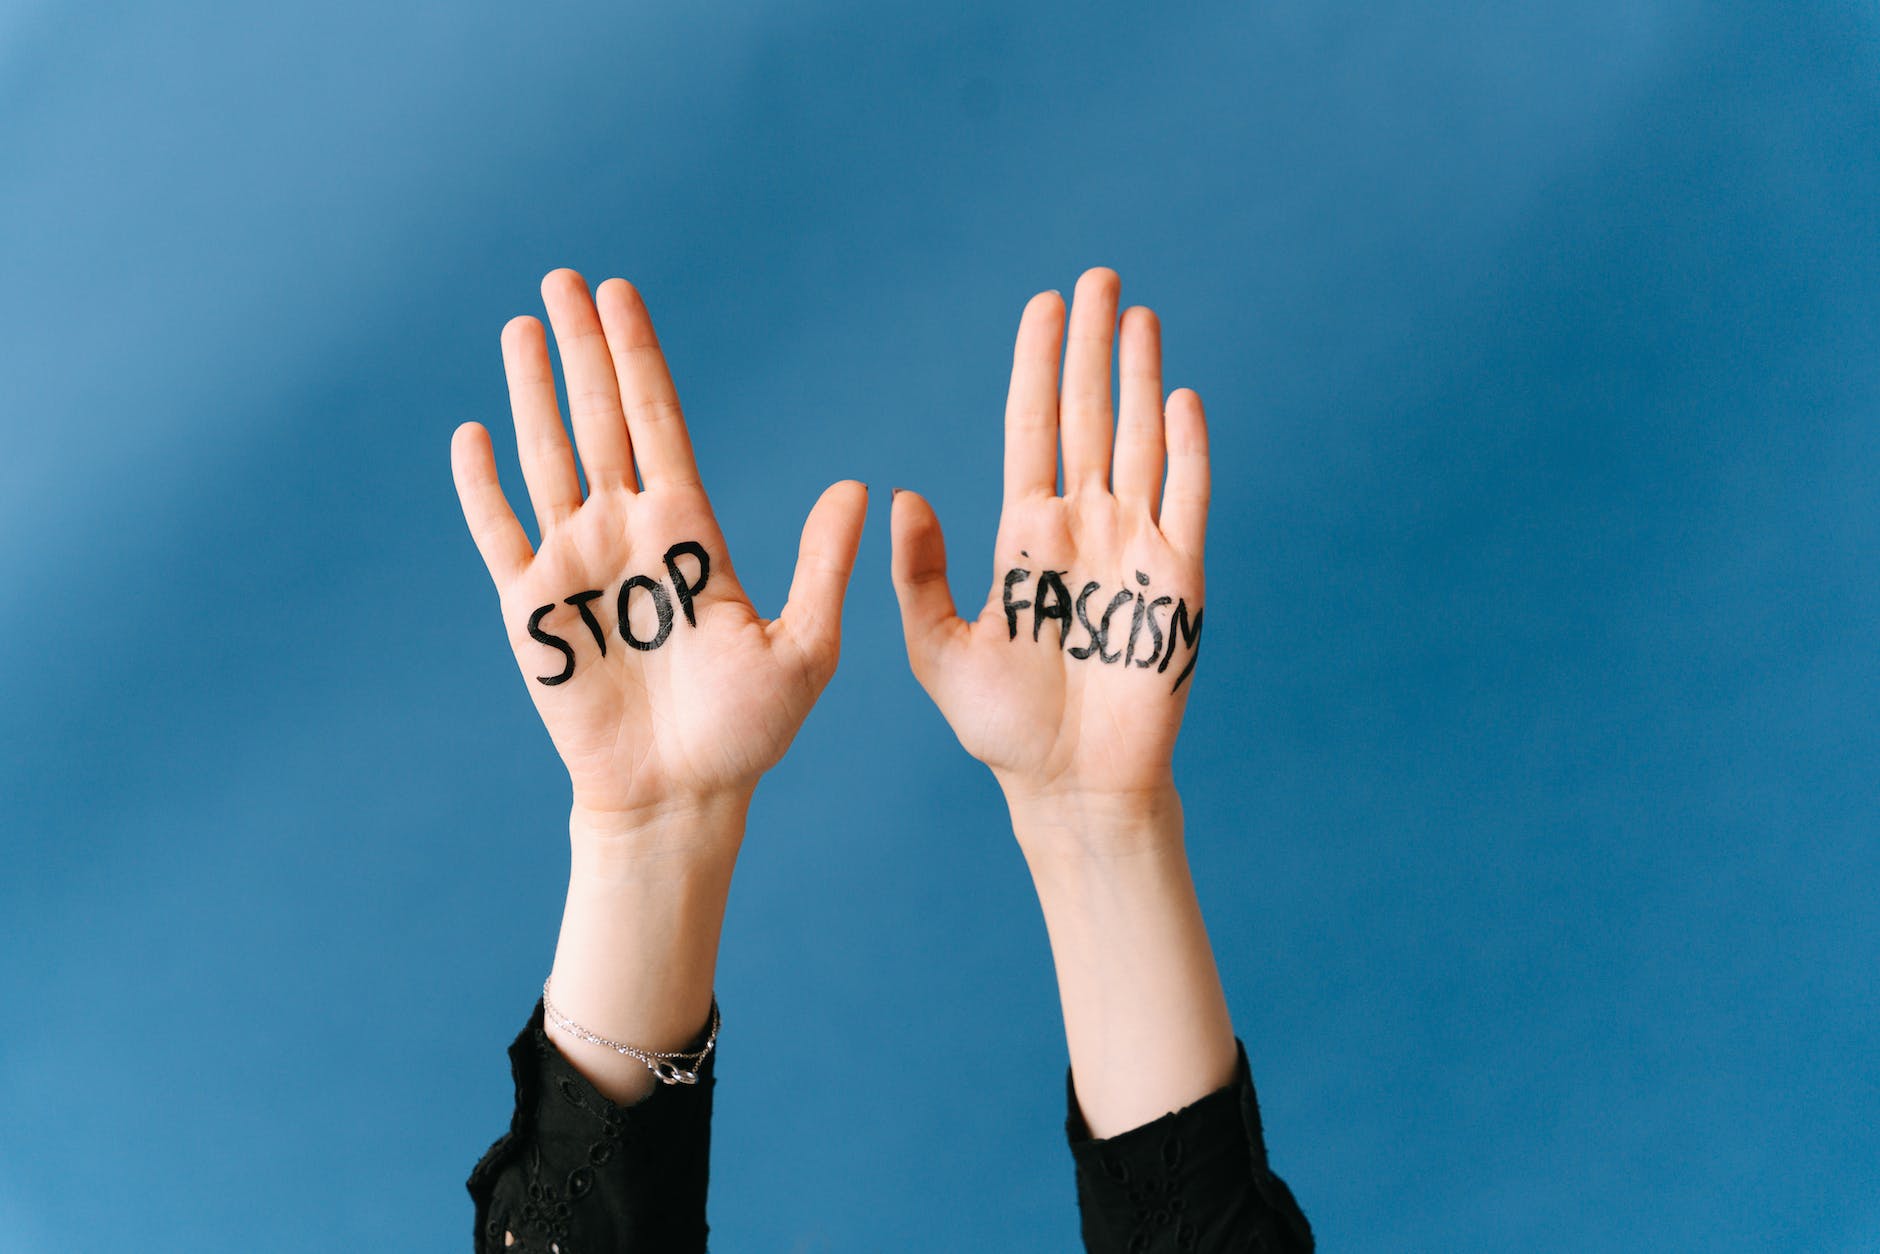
1003, 290, 1066, 502
595, 278, 703, 490
1160, 388, 1210, 556
1113, 305, 1165, 519
775, 480, 870, 676
450, 421, 534, 586
1060, 266, 1121, 495
541, 268, 636, 493
500, 314, 584, 534
889, 488, 967, 678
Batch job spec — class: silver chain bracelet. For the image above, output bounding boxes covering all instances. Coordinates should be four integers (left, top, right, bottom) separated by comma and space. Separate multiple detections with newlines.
541, 976, 720, 1085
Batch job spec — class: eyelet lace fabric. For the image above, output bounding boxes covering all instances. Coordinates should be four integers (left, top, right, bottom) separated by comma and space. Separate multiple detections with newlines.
466, 998, 717, 1254
1066, 1039, 1315, 1253
468, 1004, 1310, 1252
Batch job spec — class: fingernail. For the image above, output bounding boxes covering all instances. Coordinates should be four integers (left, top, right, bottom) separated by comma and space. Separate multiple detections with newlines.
891, 486, 905, 497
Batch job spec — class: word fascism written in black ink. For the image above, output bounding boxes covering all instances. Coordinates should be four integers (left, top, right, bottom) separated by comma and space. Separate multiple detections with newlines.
1000, 563, 1203, 694
527, 540, 710, 685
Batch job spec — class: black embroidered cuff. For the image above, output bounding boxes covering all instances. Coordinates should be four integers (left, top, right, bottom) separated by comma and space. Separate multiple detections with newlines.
1064, 1038, 1314, 1253
467, 997, 717, 1254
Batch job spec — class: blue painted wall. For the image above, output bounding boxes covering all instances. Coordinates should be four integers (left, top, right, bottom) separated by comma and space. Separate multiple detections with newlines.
2, 2, 1875, 1249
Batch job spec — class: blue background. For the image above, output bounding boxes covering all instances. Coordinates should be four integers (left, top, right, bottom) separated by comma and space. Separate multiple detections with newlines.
3, 2, 1876, 1250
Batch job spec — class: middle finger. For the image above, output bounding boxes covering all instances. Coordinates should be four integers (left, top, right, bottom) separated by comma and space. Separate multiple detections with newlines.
1060, 267, 1121, 495
541, 268, 637, 493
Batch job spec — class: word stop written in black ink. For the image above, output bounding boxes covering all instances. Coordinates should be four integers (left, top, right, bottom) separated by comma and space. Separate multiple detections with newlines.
526, 541, 710, 685
1000, 565, 1202, 694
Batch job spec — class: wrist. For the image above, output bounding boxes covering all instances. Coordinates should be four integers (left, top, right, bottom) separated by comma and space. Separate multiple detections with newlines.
548, 828, 736, 1105
569, 787, 753, 882
1000, 775, 1185, 864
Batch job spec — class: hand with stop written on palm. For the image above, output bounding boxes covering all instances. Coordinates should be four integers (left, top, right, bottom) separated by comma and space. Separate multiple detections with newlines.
453, 267, 1313, 1254
450, 268, 867, 1106
890, 266, 1239, 1138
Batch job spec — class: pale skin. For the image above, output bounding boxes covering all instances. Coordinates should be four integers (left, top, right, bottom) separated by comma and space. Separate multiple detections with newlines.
451, 265, 1236, 1137
451, 267, 867, 1105
891, 265, 1237, 1136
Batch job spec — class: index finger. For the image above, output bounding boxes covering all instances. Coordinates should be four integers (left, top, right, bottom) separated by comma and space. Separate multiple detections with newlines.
1003, 290, 1066, 502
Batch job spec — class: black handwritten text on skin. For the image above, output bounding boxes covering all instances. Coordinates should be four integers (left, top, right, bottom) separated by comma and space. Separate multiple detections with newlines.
527, 541, 712, 685
1000, 566, 1202, 694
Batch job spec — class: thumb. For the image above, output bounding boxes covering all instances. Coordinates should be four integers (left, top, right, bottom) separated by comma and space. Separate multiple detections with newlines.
776, 479, 869, 673
889, 487, 965, 679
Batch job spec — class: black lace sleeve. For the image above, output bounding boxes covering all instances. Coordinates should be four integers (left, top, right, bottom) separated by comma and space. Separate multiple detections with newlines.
466, 998, 717, 1253
1066, 1039, 1314, 1253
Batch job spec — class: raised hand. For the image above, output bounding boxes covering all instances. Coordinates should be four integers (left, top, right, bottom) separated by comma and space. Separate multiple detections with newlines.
890, 267, 1209, 827
890, 267, 1238, 1139
452, 269, 868, 840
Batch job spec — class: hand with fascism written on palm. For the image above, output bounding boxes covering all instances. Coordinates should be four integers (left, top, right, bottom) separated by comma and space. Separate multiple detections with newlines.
449, 267, 1310, 1252
890, 266, 1209, 850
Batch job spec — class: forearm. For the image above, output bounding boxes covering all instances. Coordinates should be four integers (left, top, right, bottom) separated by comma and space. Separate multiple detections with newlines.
1008, 783, 1239, 1140
544, 791, 749, 1106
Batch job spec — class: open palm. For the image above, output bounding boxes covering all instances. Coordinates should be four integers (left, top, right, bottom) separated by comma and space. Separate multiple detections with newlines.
891, 268, 1210, 803
452, 269, 867, 821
